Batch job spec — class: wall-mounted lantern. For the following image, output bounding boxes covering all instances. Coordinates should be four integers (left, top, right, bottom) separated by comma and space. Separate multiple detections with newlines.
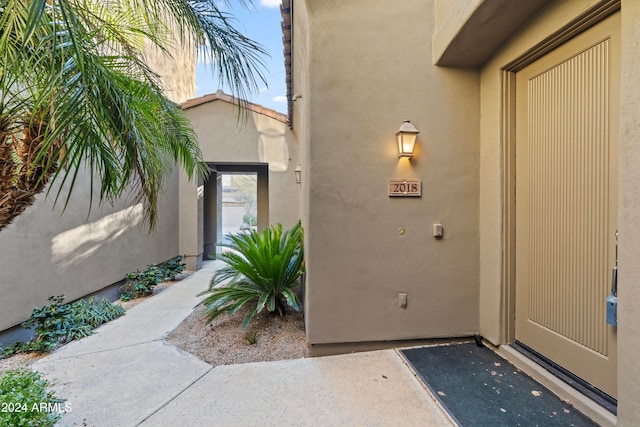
294, 164, 302, 184
396, 119, 419, 158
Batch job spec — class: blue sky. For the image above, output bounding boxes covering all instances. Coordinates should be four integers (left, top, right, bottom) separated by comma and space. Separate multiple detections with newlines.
195, 0, 286, 113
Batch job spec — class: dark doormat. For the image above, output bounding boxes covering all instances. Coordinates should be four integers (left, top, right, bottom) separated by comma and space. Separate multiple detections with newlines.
401, 342, 598, 426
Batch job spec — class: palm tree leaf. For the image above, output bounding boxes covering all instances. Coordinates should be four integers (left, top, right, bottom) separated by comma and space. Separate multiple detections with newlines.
281, 288, 300, 312
241, 304, 258, 331
199, 222, 305, 328
0, 0, 266, 230
23, 0, 46, 44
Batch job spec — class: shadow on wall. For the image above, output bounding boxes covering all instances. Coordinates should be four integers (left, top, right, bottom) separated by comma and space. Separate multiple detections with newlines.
51, 203, 143, 273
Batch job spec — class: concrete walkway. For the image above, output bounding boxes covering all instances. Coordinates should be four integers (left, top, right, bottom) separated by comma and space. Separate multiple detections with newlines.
32, 261, 453, 427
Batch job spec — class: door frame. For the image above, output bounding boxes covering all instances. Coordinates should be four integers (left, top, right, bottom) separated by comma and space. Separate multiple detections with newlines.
203, 163, 269, 260
500, 0, 621, 344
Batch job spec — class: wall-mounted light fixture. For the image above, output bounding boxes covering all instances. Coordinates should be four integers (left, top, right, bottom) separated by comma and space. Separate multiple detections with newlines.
294, 164, 302, 184
396, 119, 419, 158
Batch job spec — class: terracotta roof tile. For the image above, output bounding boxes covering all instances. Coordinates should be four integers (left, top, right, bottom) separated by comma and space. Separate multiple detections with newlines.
180, 90, 289, 124
281, 0, 293, 127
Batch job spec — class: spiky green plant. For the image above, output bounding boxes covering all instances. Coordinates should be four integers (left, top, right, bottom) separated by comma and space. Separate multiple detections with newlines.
0, 0, 267, 231
199, 221, 304, 330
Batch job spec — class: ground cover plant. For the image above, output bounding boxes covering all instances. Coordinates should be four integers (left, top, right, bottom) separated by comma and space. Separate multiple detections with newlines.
199, 221, 304, 330
120, 267, 164, 301
0, 369, 67, 427
159, 256, 187, 280
119, 256, 186, 301
1, 295, 125, 356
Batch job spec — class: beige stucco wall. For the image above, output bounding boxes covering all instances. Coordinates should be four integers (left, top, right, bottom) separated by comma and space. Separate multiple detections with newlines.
433, 0, 551, 68
143, 22, 196, 102
617, 0, 640, 423
299, 0, 480, 346
0, 35, 195, 335
177, 170, 204, 271
180, 99, 300, 268
292, 0, 311, 248
0, 172, 180, 333
432, 0, 482, 63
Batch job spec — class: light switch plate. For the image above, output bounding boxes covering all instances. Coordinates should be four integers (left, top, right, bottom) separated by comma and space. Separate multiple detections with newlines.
398, 293, 407, 308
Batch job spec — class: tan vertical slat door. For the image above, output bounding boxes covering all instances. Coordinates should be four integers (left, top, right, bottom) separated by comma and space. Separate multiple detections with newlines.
515, 13, 619, 398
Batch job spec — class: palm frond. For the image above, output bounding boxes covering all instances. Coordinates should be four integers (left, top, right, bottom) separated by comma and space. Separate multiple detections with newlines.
199, 222, 304, 330
0, 0, 266, 230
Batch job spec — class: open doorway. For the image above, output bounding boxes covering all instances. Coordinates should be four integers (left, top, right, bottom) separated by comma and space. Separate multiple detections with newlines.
203, 163, 269, 259
220, 173, 257, 243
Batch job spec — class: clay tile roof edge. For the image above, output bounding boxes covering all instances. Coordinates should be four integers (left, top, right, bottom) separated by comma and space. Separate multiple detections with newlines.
180, 90, 289, 124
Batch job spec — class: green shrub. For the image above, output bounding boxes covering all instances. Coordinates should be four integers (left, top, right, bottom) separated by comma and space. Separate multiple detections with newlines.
158, 255, 186, 280
120, 256, 186, 301
120, 266, 163, 301
2, 340, 53, 356
2, 295, 125, 357
0, 369, 67, 427
199, 221, 304, 330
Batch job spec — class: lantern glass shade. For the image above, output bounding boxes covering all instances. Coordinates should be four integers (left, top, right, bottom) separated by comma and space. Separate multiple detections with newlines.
396, 120, 419, 158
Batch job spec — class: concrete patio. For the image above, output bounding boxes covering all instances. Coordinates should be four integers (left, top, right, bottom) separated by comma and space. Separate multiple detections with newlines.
32, 261, 453, 426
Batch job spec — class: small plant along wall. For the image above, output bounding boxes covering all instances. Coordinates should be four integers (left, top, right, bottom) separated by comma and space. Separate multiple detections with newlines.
119, 256, 186, 301
1, 295, 126, 356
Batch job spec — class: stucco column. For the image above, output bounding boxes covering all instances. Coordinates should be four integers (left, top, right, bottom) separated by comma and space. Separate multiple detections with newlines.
178, 169, 203, 270
617, 0, 640, 423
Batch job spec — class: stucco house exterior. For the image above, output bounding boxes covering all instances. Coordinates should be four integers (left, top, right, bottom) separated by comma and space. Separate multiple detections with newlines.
179, 91, 300, 269
0, 52, 301, 346
2, 0, 639, 424
282, 0, 639, 424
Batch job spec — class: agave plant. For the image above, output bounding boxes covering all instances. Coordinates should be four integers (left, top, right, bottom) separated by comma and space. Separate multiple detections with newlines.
199, 221, 304, 330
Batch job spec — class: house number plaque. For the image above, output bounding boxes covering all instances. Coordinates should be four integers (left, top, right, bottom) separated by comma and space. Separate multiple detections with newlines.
388, 180, 422, 197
